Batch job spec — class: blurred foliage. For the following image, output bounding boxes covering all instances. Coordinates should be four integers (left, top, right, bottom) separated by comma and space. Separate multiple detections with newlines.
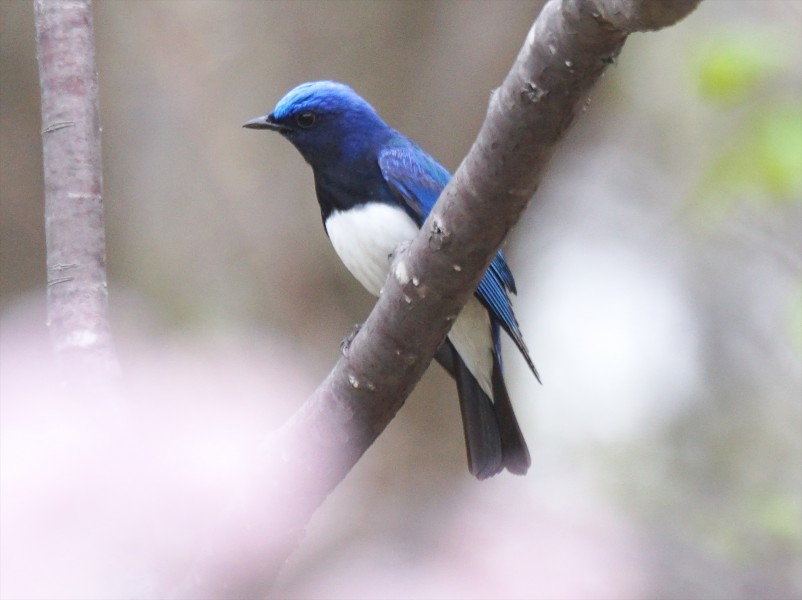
693, 31, 802, 207
756, 492, 802, 544
700, 103, 802, 204
695, 32, 784, 104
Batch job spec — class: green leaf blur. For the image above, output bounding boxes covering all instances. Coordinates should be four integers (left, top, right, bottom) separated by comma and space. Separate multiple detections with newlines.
695, 33, 782, 104
693, 30, 801, 208
701, 105, 802, 204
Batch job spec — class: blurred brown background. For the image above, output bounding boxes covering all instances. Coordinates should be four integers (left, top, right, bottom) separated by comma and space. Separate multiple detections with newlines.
2, 1, 801, 598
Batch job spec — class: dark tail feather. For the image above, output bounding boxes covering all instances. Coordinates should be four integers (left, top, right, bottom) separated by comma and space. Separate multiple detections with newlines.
491, 347, 531, 475
433, 341, 457, 380
454, 354, 503, 480
435, 341, 529, 479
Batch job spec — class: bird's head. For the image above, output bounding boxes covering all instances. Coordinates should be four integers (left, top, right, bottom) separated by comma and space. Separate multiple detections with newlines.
244, 81, 388, 167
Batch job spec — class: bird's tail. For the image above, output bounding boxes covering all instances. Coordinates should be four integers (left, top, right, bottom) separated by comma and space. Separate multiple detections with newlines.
436, 341, 530, 479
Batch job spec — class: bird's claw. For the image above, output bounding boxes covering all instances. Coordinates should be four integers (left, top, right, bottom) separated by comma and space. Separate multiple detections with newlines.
340, 323, 363, 355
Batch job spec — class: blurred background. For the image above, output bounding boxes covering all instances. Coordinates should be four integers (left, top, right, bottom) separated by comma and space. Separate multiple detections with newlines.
1, 1, 800, 598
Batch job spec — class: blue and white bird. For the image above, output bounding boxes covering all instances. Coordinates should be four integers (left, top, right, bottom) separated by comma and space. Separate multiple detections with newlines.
245, 81, 538, 479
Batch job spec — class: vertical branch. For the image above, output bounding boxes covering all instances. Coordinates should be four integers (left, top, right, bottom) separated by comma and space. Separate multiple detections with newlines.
34, 0, 119, 379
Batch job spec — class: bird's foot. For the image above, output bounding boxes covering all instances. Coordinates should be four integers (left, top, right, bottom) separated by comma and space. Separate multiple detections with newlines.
340, 323, 363, 356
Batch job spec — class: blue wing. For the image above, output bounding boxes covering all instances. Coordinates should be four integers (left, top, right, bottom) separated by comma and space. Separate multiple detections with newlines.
378, 143, 537, 378
377, 144, 448, 223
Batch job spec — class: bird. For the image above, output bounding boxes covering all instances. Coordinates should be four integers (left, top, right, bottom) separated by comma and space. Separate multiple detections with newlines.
244, 81, 538, 479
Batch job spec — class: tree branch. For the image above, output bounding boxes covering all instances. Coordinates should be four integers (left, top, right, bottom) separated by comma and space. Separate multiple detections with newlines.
34, 0, 119, 379
173, 0, 701, 596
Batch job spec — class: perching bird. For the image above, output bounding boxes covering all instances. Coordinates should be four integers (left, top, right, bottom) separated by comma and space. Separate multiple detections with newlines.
245, 81, 538, 479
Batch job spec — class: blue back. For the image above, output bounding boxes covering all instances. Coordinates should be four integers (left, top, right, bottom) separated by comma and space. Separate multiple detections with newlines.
378, 139, 534, 371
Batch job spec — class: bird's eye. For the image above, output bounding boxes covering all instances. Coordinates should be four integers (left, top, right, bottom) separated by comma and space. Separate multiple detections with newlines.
295, 111, 317, 128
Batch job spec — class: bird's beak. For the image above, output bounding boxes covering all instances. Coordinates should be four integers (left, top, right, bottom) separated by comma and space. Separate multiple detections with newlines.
243, 113, 287, 132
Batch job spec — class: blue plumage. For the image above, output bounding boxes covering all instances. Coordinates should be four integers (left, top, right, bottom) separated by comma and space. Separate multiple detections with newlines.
245, 81, 538, 478
378, 143, 539, 381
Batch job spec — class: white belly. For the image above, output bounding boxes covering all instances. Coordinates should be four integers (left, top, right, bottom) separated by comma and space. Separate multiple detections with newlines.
449, 296, 493, 399
326, 202, 494, 399
326, 203, 419, 296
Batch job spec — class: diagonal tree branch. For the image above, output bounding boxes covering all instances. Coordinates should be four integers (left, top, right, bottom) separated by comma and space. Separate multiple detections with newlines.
34, 0, 119, 380
174, 0, 701, 596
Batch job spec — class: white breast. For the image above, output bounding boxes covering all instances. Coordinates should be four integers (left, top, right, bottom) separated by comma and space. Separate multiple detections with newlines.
326, 203, 420, 296
326, 202, 494, 400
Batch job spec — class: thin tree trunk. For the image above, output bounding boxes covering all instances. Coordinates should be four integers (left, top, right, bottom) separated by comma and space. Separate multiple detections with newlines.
34, 0, 119, 380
